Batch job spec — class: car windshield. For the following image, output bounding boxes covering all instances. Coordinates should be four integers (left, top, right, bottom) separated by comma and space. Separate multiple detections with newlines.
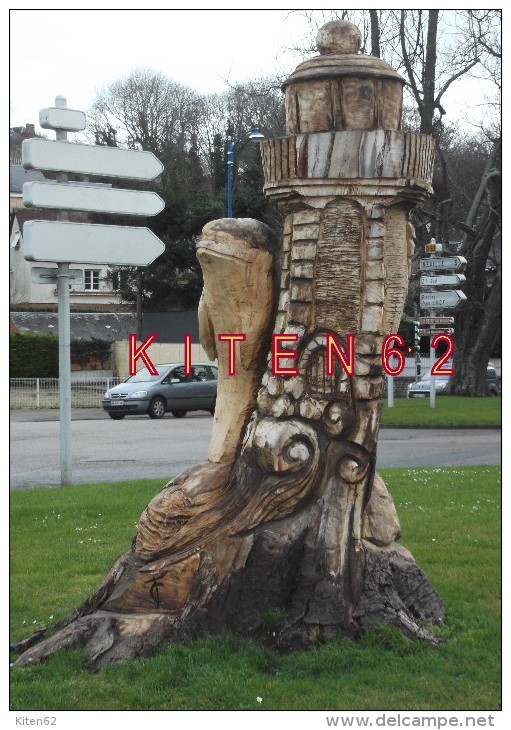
125, 365, 170, 383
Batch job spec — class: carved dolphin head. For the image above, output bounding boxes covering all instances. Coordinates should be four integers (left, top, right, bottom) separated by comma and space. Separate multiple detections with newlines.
196, 218, 279, 265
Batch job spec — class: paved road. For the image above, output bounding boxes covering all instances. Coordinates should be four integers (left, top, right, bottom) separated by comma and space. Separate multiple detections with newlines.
9, 409, 501, 489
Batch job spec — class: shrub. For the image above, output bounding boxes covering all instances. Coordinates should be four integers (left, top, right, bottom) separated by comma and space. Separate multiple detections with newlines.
9, 332, 59, 377
9, 333, 113, 377
70, 338, 112, 370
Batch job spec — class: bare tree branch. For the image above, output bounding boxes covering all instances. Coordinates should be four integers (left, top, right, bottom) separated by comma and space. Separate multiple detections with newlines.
400, 10, 423, 113
435, 58, 480, 103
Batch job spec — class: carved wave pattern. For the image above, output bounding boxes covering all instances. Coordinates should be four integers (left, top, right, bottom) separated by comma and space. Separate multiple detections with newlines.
235, 417, 321, 534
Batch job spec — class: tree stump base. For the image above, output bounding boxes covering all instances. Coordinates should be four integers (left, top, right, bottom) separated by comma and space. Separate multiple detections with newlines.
11, 463, 444, 670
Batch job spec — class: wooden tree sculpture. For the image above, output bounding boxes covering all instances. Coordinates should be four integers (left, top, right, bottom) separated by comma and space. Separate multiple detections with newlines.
12, 21, 444, 669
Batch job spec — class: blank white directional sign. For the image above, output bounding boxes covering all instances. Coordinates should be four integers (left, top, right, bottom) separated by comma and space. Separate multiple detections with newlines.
23, 181, 164, 216
39, 106, 86, 131
24, 220, 165, 266
22, 138, 164, 180
420, 290, 467, 309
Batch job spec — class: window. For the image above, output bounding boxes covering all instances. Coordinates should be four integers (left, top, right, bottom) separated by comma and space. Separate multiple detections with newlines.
170, 366, 189, 382
84, 270, 100, 291
193, 365, 214, 381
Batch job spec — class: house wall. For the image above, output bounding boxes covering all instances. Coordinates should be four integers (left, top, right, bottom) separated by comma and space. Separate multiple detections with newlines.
10, 193, 24, 211
111, 340, 212, 379
9, 218, 123, 306
10, 218, 32, 303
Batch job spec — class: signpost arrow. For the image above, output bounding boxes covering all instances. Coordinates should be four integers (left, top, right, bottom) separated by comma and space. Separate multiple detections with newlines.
418, 328, 454, 336
419, 316, 454, 325
23, 181, 165, 216
31, 266, 84, 285
418, 248, 468, 411
419, 256, 467, 272
420, 273, 466, 287
420, 290, 467, 309
22, 138, 164, 180
24, 220, 165, 266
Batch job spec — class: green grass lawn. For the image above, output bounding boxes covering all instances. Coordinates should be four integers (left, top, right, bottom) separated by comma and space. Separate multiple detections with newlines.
10, 467, 501, 711
381, 395, 501, 427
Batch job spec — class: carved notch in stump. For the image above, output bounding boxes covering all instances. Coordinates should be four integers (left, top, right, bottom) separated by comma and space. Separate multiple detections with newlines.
11, 21, 444, 670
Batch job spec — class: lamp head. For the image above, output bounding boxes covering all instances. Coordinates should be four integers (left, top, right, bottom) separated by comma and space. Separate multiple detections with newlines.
247, 127, 264, 140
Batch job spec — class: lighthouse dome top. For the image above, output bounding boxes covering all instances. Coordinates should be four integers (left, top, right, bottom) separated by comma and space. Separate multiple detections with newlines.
282, 20, 405, 91
316, 20, 361, 55
281, 20, 405, 134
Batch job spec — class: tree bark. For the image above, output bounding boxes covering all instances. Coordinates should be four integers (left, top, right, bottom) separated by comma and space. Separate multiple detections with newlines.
451, 137, 501, 395
369, 10, 381, 58
421, 11, 439, 135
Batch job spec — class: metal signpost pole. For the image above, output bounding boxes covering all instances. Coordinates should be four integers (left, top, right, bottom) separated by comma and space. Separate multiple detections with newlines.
54, 96, 72, 484
387, 371, 394, 408
413, 316, 421, 381
429, 334, 436, 408
428, 241, 440, 409
387, 353, 399, 408
57, 262, 71, 483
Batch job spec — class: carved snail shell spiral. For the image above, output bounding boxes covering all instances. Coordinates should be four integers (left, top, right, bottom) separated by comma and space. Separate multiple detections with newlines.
245, 417, 319, 475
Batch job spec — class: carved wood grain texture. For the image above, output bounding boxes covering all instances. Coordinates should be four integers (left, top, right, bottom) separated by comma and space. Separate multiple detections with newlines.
195, 218, 278, 463
260, 131, 435, 188
315, 199, 363, 334
382, 205, 410, 336
285, 76, 403, 134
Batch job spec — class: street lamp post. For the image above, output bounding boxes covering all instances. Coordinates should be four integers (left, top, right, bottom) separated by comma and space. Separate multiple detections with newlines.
226, 126, 264, 218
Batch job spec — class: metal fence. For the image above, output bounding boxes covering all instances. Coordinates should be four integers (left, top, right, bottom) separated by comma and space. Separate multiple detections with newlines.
11, 375, 418, 410
9, 377, 124, 409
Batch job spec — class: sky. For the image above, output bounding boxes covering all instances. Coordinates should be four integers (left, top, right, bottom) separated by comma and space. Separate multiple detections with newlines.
8, 3, 502, 135
9, 7, 313, 131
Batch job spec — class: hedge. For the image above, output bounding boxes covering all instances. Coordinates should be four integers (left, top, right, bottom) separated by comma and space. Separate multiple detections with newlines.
9, 333, 112, 377
10, 332, 59, 377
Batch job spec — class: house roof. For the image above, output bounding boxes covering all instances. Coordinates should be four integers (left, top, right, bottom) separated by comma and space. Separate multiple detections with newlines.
10, 310, 201, 343
10, 165, 46, 194
13, 207, 91, 234
142, 311, 200, 342
10, 312, 137, 342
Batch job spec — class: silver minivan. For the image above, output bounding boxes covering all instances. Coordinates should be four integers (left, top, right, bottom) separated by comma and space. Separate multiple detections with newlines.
102, 362, 218, 420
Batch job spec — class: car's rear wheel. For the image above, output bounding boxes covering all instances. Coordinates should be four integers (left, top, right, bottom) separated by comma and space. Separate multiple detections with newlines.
108, 413, 125, 420
209, 398, 216, 416
148, 397, 166, 419
171, 410, 187, 418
